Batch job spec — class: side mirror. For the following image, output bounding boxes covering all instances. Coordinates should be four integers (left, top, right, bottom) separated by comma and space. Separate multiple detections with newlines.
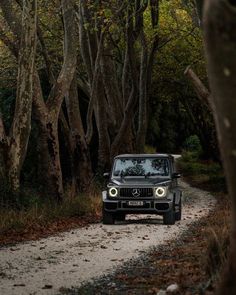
172, 172, 181, 179
103, 172, 110, 179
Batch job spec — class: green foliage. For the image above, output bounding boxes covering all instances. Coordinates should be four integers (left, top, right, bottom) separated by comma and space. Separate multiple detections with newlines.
183, 135, 202, 153
178, 151, 226, 192
146, 0, 209, 154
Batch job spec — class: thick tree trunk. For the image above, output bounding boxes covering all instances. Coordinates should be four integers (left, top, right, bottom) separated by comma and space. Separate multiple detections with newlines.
43, 0, 77, 200
203, 0, 236, 293
7, 0, 37, 191
45, 118, 64, 201
100, 49, 123, 130
95, 77, 111, 170
0, 114, 9, 188
65, 75, 93, 192
0, 0, 77, 199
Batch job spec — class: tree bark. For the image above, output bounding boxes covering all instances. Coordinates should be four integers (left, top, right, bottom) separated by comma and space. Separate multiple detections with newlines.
6, 0, 37, 192
65, 74, 93, 192
0, 113, 9, 186
184, 66, 212, 110
203, 0, 236, 293
136, 32, 149, 153
136, 1, 160, 153
0, 0, 77, 200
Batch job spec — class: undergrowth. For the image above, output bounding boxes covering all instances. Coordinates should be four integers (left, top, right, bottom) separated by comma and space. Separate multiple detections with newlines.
0, 188, 102, 239
178, 151, 226, 193
178, 151, 230, 289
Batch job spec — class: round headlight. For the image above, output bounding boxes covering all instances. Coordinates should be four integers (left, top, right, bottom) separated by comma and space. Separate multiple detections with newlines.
109, 187, 118, 197
155, 187, 166, 198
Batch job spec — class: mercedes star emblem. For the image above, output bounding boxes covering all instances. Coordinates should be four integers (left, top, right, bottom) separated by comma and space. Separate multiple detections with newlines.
132, 188, 141, 197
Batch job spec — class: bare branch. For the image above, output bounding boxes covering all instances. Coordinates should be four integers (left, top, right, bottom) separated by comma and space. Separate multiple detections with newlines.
184, 66, 213, 110
85, 31, 105, 143
46, 0, 77, 116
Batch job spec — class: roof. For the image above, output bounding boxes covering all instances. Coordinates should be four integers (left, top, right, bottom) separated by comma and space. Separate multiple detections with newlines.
114, 153, 173, 159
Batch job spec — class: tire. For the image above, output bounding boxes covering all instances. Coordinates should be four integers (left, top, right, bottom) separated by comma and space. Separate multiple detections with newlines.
175, 199, 182, 221
102, 207, 115, 224
116, 213, 126, 221
163, 209, 175, 225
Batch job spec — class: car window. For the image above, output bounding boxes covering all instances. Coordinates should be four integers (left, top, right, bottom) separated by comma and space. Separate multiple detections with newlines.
113, 158, 170, 177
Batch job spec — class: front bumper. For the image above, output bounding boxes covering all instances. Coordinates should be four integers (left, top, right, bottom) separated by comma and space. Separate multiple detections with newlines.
102, 191, 173, 215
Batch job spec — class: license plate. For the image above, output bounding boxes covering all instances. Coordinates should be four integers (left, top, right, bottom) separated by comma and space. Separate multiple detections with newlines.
128, 201, 144, 206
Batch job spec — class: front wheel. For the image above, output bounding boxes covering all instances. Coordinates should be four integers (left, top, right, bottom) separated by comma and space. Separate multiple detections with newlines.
102, 207, 115, 224
116, 213, 126, 221
163, 209, 175, 225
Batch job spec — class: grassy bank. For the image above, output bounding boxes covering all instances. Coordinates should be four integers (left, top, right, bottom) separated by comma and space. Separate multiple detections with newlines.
0, 190, 102, 246
178, 151, 227, 193
176, 152, 230, 292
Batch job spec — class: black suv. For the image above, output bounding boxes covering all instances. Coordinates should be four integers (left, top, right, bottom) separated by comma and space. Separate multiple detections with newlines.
102, 154, 182, 225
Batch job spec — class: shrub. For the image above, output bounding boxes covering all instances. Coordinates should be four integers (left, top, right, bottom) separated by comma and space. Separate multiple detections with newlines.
183, 135, 202, 154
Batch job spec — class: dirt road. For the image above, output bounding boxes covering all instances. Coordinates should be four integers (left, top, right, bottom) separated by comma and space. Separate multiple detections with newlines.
0, 181, 216, 295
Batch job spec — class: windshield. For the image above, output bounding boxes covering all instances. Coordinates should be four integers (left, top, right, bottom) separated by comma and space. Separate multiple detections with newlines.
113, 158, 170, 177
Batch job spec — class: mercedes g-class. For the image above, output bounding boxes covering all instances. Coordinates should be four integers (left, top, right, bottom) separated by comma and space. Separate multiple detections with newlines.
102, 154, 182, 225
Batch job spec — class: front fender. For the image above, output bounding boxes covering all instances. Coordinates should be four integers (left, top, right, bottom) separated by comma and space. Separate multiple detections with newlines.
173, 189, 182, 205
167, 191, 174, 201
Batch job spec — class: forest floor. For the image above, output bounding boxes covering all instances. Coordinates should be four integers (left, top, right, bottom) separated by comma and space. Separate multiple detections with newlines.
0, 180, 216, 295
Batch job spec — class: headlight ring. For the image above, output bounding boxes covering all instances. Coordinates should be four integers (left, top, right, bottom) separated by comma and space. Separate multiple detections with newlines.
155, 187, 167, 198
109, 187, 118, 197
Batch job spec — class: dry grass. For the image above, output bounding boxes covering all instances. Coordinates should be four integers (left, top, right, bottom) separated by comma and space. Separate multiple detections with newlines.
178, 152, 230, 290
0, 189, 102, 244
205, 199, 230, 280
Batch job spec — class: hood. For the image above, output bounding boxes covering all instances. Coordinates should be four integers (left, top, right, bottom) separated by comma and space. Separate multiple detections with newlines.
110, 177, 171, 187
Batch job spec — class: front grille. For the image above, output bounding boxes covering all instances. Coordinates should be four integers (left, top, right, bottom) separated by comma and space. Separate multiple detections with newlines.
120, 188, 153, 198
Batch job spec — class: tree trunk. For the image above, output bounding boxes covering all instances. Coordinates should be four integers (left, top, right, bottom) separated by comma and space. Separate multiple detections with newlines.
203, 0, 236, 293
7, 0, 37, 192
100, 49, 123, 131
95, 76, 111, 170
65, 75, 93, 193
0, 0, 79, 200
0, 114, 9, 189
136, 32, 149, 153
45, 118, 64, 201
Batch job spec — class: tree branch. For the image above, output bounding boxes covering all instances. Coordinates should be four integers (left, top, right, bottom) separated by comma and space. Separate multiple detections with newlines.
46, 0, 77, 117
184, 65, 213, 110
85, 31, 105, 143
